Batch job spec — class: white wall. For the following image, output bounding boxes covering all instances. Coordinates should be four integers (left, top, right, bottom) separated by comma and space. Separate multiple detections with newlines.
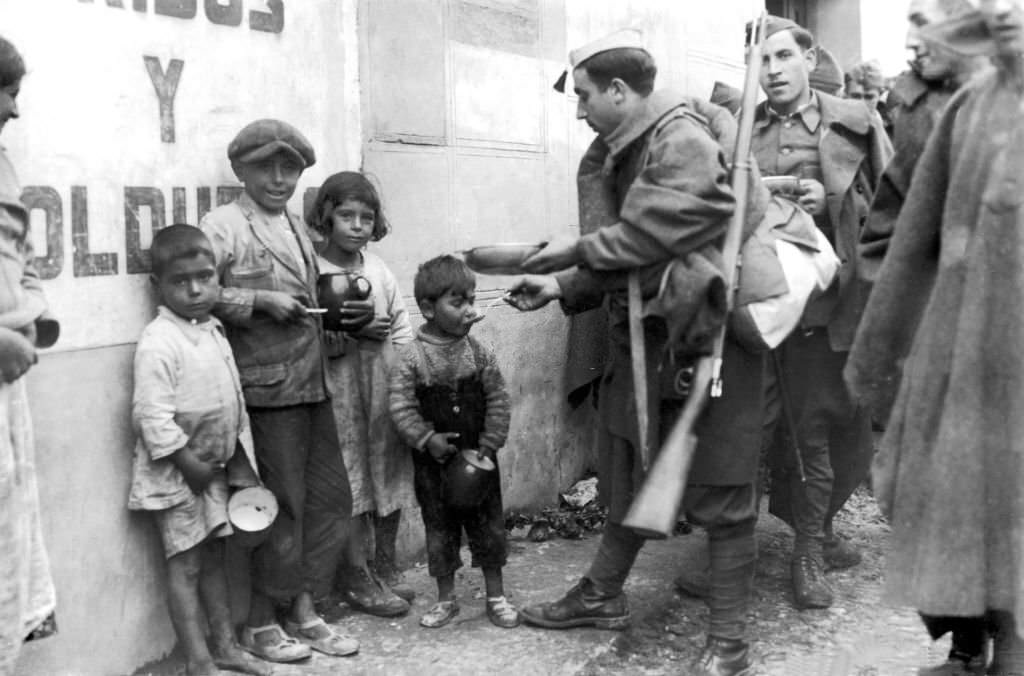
3, 2, 361, 673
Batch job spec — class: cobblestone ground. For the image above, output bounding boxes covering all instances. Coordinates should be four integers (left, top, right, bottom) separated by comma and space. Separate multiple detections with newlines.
582, 489, 950, 676
138, 489, 949, 676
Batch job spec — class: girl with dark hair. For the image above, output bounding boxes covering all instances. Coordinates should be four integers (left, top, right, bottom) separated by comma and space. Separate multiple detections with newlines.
308, 172, 416, 617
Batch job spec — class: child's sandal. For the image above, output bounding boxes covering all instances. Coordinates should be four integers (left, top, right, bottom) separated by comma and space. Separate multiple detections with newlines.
419, 600, 460, 628
486, 596, 521, 629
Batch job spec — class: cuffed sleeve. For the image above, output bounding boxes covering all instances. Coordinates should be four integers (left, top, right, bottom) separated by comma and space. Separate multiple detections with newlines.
132, 338, 189, 461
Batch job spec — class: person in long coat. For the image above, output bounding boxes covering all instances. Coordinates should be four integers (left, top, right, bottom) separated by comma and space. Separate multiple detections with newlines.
846, 2, 1024, 673
506, 29, 769, 676
859, 0, 987, 287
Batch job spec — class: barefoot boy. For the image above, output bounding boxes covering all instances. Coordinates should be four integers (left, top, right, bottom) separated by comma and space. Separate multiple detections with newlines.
129, 224, 268, 676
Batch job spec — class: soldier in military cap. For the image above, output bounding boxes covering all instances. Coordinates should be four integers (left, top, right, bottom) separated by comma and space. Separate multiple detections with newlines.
508, 29, 769, 676
200, 119, 373, 663
750, 15, 892, 611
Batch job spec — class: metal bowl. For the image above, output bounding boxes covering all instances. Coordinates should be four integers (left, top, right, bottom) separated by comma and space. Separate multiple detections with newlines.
228, 486, 279, 548
462, 243, 545, 275
762, 175, 801, 196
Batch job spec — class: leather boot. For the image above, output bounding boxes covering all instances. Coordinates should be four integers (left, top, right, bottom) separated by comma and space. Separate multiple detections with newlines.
371, 512, 415, 602
520, 577, 630, 630
822, 534, 862, 570
337, 565, 410, 618
990, 611, 1024, 675
791, 554, 833, 609
691, 636, 754, 676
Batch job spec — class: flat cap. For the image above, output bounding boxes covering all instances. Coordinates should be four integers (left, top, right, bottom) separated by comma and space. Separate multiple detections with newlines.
228, 119, 316, 168
554, 28, 648, 92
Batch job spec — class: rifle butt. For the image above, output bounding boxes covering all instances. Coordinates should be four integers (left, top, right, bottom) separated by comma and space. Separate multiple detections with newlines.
621, 430, 698, 539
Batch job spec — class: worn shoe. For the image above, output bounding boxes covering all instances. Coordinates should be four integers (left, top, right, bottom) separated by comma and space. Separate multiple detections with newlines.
916, 654, 986, 675
338, 566, 410, 617
239, 623, 312, 663
823, 535, 863, 570
520, 578, 630, 630
370, 563, 416, 603
486, 596, 521, 628
420, 600, 460, 628
791, 554, 833, 609
691, 636, 755, 676
283, 617, 359, 657
673, 568, 710, 600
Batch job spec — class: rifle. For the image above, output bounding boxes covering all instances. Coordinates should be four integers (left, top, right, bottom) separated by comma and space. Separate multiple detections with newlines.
622, 12, 767, 539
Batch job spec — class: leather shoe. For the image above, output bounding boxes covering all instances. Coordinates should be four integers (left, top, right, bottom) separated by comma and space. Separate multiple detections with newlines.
338, 566, 410, 617
520, 578, 630, 630
823, 535, 863, 570
791, 554, 833, 609
691, 636, 754, 676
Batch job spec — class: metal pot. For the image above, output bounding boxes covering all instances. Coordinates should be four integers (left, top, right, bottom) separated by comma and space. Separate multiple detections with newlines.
442, 449, 496, 509
316, 271, 373, 332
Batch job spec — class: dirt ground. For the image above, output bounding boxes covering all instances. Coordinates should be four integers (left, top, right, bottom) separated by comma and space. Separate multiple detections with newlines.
137, 487, 951, 676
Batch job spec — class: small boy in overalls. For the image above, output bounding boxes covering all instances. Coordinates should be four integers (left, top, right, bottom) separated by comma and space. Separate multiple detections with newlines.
388, 255, 517, 629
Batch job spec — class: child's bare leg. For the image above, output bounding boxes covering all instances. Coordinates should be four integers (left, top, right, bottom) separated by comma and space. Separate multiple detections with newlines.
167, 547, 217, 676
199, 540, 273, 676
482, 567, 504, 599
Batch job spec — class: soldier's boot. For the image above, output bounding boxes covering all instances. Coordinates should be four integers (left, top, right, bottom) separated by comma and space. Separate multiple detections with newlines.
519, 577, 630, 630
692, 637, 755, 676
691, 523, 757, 676
790, 552, 833, 609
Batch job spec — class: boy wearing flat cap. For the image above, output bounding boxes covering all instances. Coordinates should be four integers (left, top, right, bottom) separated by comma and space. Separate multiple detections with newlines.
200, 119, 372, 663
509, 28, 770, 676
750, 16, 891, 611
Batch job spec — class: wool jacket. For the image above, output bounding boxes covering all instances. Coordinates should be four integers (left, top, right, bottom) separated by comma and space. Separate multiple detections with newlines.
200, 192, 330, 408
859, 70, 961, 286
556, 90, 767, 486
752, 92, 893, 351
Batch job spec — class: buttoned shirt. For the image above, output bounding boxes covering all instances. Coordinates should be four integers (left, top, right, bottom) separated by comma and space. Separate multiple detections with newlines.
129, 307, 257, 510
752, 93, 823, 179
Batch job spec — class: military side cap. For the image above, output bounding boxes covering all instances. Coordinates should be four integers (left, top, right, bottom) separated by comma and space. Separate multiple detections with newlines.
710, 81, 743, 115
228, 119, 316, 168
809, 46, 844, 95
746, 15, 811, 45
554, 28, 647, 93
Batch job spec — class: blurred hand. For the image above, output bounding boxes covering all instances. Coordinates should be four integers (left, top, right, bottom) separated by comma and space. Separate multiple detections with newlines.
0, 327, 37, 383
521, 234, 581, 274
356, 315, 390, 341
172, 446, 223, 494
505, 275, 563, 312
254, 290, 307, 323
425, 432, 460, 464
797, 178, 827, 216
337, 298, 375, 332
